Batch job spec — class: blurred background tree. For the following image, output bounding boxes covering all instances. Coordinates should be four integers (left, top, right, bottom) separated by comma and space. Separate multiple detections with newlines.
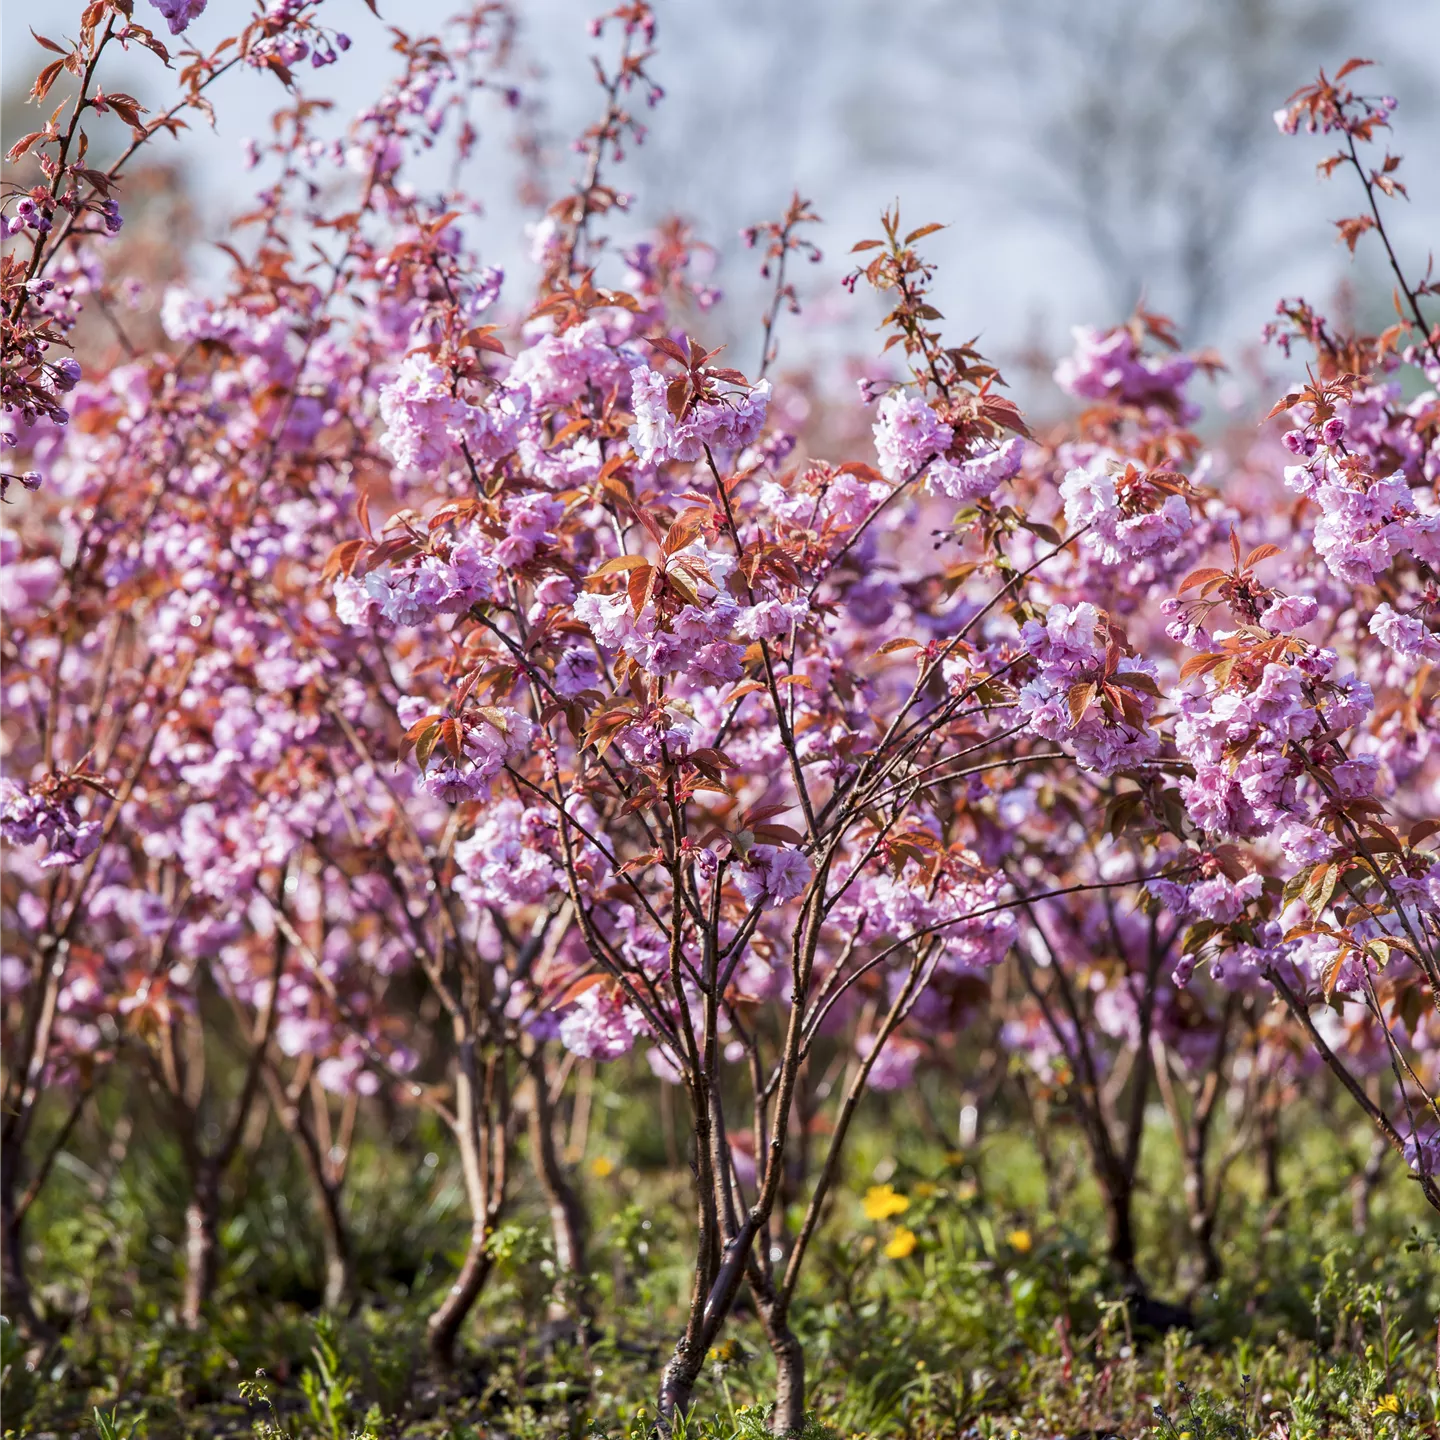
4, 0, 1435, 400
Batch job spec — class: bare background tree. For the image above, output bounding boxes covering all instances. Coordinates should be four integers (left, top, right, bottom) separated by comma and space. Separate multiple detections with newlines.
973, 0, 1353, 338
575, 0, 1438, 376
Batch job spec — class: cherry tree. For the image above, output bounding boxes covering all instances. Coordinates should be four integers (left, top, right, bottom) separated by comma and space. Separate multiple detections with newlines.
2, 5, 1436, 1435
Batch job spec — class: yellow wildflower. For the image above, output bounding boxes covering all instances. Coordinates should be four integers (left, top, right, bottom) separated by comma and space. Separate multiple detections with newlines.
1373, 1394, 1400, 1417
884, 1226, 918, 1259
1006, 1227, 1033, 1253
590, 1155, 614, 1178
863, 1183, 910, 1220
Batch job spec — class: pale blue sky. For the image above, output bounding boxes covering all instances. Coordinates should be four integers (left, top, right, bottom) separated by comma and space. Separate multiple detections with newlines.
5, 0, 1437, 404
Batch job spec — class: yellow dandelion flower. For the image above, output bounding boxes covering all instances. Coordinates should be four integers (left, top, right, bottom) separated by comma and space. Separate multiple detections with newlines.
1006, 1227, 1033, 1253
884, 1226, 918, 1259
863, 1183, 910, 1220
590, 1155, 614, 1178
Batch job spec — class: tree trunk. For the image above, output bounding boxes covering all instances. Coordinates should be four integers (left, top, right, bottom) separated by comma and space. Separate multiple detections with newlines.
752, 1275, 805, 1436
527, 1054, 589, 1326
1261, 1100, 1283, 1205
262, 1063, 354, 1311
767, 1320, 805, 1437
657, 1340, 703, 1431
2, 944, 63, 1339
181, 1166, 220, 1328
1191, 1205, 1222, 1288
316, 1177, 352, 1313
426, 1046, 501, 1370
292, 1109, 353, 1311
1103, 1172, 1141, 1294
1183, 1090, 1223, 1289
658, 1103, 740, 1432
1, 1148, 41, 1336
658, 1131, 714, 1429
427, 1220, 495, 1369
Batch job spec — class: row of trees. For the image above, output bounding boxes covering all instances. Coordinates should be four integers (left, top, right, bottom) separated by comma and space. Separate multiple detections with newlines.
2, 3, 1437, 1433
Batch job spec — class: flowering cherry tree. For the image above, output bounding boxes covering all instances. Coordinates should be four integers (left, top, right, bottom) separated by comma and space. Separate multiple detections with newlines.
315, 163, 1209, 1422
1, 0, 368, 1328
2, 2, 1437, 1434
1158, 62, 1440, 1213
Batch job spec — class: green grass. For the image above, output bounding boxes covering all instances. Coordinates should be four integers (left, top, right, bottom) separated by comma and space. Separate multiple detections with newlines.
4, 1084, 1437, 1439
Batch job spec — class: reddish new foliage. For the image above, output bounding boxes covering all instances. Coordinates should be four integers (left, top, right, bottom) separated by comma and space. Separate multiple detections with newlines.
2, 5, 1436, 1429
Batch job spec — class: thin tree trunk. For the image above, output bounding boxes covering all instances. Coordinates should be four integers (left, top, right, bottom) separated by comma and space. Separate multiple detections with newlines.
1102, 1172, 1141, 1293
267, 1069, 354, 1312
1015, 924, 1151, 1297
1182, 1116, 1224, 1290
1150, 1030, 1227, 1291
658, 1078, 731, 1430
1261, 1096, 1283, 1205
527, 1051, 589, 1325
656, 846, 836, 1430
427, 1044, 503, 1370
427, 1219, 496, 1369
172, 916, 289, 1330
751, 1269, 805, 1436
1191, 1104, 1237, 1290
317, 1186, 351, 1314
1, 1147, 41, 1336
2, 937, 65, 1339
779, 1057, 814, 1263
767, 1319, 806, 1437
658, 1344, 702, 1429
181, 1164, 220, 1328
1191, 1185, 1222, 1287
